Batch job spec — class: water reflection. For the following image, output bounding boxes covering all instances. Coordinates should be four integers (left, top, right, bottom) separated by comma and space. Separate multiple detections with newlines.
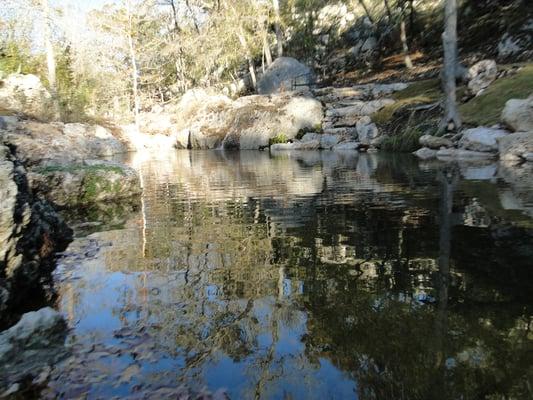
50, 151, 533, 399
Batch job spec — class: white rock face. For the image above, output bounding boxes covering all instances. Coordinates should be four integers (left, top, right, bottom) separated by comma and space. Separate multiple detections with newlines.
467, 60, 498, 96
0, 74, 58, 121
414, 147, 437, 160
175, 90, 323, 150
502, 96, 533, 132
498, 131, 533, 162
257, 57, 313, 95
459, 127, 509, 152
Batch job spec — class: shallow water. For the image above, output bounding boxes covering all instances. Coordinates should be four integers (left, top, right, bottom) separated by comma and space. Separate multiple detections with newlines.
49, 151, 532, 399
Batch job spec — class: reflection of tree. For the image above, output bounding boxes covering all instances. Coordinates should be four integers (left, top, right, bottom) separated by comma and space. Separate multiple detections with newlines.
56, 151, 533, 399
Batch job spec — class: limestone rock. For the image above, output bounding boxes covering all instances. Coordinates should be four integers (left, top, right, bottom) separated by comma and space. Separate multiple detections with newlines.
319, 134, 341, 149
270, 140, 320, 151
356, 117, 379, 145
333, 141, 360, 151
419, 135, 453, 149
459, 127, 509, 153
326, 99, 394, 118
0, 308, 67, 389
177, 91, 323, 150
2, 121, 127, 166
0, 74, 58, 121
414, 147, 437, 160
502, 96, 533, 132
436, 148, 497, 161
257, 57, 313, 95
29, 160, 142, 207
0, 145, 71, 326
467, 60, 498, 96
498, 131, 533, 162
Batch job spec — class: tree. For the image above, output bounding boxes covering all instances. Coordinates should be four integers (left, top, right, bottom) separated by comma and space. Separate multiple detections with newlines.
40, 0, 60, 118
272, 0, 283, 57
440, 0, 461, 132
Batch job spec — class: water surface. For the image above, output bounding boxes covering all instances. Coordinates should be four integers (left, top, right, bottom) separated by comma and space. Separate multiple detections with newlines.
49, 151, 533, 399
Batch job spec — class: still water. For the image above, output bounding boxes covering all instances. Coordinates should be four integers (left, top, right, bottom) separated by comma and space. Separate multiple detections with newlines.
48, 151, 532, 399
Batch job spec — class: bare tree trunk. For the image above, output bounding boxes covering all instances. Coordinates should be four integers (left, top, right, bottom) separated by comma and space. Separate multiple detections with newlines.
383, 0, 393, 21
237, 27, 257, 90
41, 0, 60, 119
440, 0, 461, 132
263, 33, 273, 67
400, 18, 413, 69
126, 1, 140, 128
272, 0, 283, 57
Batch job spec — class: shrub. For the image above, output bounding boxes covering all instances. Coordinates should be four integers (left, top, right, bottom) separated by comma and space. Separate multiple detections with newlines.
381, 128, 424, 153
269, 133, 289, 146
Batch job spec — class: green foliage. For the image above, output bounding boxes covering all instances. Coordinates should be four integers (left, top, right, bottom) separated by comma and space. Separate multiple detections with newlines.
381, 127, 423, 153
269, 133, 289, 145
460, 64, 533, 126
0, 41, 41, 76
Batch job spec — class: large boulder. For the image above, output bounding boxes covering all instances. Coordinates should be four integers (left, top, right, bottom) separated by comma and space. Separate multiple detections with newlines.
2, 120, 127, 166
0, 73, 58, 121
459, 127, 509, 153
257, 57, 313, 95
0, 145, 71, 327
498, 131, 533, 162
175, 90, 323, 150
502, 96, 533, 132
467, 60, 498, 96
29, 160, 142, 207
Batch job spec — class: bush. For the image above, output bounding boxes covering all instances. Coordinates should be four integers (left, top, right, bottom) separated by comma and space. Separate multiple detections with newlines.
381, 128, 423, 153
269, 133, 289, 146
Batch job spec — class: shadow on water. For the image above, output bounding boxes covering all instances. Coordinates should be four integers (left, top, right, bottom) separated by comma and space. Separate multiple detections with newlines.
46, 150, 532, 399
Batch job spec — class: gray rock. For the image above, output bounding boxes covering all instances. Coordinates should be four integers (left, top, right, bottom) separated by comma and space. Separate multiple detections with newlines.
326, 99, 395, 118
0, 116, 18, 131
0, 145, 71, 325
0, 74, 59, 121
29, 160, 142, 207
502, 96, 533, 132
467, 60, 498, 96
333, 141, 360, 151
0, 308, 67, 389
498, 131, 533, 162
258, 57, 313, 95
419, 135, 453, 149
2, 121, 127, 166
498, 34, 522, 59
459, 127, 509, 152
301, 132, 320, 142
356, 117, 380, 145
270, 140, 320, 151
414, 147, 437, 160
524, 152, 533, 162
319, 134, 341, 149
436, 148, 497, 161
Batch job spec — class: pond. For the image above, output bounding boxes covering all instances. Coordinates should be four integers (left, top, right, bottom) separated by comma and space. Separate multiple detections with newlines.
46, 150, 532, 399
